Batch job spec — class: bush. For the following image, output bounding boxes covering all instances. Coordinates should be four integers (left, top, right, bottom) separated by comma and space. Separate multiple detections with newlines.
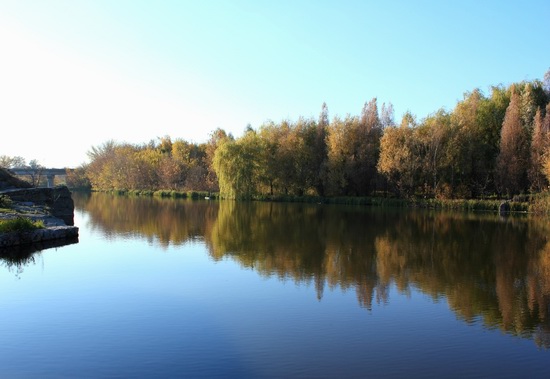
0, 195, 13, 209
0, 217, 44, 233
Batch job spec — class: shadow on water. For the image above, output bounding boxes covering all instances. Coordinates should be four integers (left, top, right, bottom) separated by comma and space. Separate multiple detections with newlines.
73, 192, 550, 348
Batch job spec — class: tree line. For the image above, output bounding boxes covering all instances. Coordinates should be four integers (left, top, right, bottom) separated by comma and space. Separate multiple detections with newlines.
14, 72, 550, 200
214, 80, 550, 200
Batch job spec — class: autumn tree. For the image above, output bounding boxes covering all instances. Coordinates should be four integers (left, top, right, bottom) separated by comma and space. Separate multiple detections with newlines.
529, 107, 549, 191
313, 102, 329, 196
65, 165, 92, 190
325, 99, 383, 196
355, 98, 383, 195
326, 115, 355, 195
540, 105, 550, 186
380, 102, 395, 128
544, 68, 550, 96
496, 87, 530, 196
415, 110, 452, 197
377, 112, 420, 196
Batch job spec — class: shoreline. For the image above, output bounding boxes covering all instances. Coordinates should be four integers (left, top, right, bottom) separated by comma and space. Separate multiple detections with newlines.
0, 196, 79, 248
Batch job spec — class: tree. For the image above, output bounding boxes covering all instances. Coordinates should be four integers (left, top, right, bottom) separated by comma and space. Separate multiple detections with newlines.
377, 113, 420, 196
446, 88, 509, 198
496, 87, 529, 196
0, 155, 26, 168
380, 102, 395, 128
543, 67, 550, 97
416, 110, 452, 196
355, 98, 383, 195
213, 128, 262, 199
325, 115, 356, 195
65, 164, 91, 190
204, 128, 231, 194
314, 103, 330, 195
540, 104, 550, 186
26, 159, 44, 187
529, 107, 549, 191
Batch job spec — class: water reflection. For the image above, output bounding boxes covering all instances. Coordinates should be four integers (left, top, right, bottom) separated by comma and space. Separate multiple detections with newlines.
74, 192, 218, 246
0, 237, 79, 278
74, 193, 550, 348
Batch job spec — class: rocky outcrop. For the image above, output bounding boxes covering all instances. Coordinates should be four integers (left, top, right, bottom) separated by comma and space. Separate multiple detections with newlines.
0, 225, 79, 248
0, 167, 32, 190
1, 186, 76, 225
0, 167, 78, 248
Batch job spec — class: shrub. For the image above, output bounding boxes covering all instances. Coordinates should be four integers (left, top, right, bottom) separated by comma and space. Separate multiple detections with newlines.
0, 217, 44, 233
0, 195, 13, 209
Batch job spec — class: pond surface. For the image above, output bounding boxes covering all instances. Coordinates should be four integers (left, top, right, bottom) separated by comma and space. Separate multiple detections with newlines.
0, 193, 549, 378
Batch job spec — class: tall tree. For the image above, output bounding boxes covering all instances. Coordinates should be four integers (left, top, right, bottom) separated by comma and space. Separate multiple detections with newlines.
540, 104, 550, 187
380, 102, 395, 128
314, 103, 329, 196
326, 115, 356, 195
529, 107, 549, 191
356, 98, 383, 195
416, 110, 452, 197
543, 67, 550, 97
205, 128, 231, 193
496, 88, 529, 196
377, 113, 420, 196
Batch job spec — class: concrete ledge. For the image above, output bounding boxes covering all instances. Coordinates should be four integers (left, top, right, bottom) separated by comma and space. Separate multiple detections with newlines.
0, 225, 79, 247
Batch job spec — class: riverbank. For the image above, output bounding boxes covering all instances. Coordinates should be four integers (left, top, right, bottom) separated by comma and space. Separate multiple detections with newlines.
85, 187, 548, 214
0, 200, 79, 247
0, 189, 79, 248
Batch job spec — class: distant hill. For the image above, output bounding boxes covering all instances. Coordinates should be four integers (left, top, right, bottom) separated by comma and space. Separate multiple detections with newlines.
0, 167, 32, 190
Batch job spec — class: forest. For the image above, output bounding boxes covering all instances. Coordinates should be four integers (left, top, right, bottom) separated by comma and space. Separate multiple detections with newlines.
24, 73, 550, 201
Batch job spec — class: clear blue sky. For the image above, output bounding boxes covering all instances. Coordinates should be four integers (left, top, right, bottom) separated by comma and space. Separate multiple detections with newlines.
1, 0, 549, 168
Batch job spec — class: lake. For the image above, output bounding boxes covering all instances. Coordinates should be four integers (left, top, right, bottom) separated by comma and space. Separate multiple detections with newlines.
0, 192, 549, 378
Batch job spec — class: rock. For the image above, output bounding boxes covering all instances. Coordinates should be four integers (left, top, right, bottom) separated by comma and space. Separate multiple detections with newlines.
0, 225, 79, 248
1, 186, 75, 225
0, 168, 79, 248
0, 167, 32, 190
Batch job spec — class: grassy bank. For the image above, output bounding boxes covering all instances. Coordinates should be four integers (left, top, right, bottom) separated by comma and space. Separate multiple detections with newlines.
93, 189, 218, 200
83, 188, 550, 214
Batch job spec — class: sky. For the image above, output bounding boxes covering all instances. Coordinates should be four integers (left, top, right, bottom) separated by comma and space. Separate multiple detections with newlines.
1, 0, 549, 168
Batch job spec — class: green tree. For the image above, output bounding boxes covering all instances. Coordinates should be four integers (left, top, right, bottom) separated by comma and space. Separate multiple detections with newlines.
204, 128, 230, 194
213, 128, 263, 199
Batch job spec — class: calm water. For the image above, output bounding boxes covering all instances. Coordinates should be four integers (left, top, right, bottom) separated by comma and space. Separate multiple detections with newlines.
0, 193, 549, 378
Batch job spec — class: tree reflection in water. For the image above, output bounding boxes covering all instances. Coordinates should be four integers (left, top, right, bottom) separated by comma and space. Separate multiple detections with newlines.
75, 193, 550, 348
